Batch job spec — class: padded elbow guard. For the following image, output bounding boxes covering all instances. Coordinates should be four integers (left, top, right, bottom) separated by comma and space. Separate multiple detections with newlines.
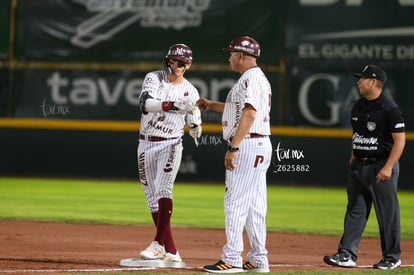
139, 91, 153, 114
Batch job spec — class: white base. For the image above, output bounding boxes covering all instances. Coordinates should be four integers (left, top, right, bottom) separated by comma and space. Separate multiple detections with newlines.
120, 258, 186, 268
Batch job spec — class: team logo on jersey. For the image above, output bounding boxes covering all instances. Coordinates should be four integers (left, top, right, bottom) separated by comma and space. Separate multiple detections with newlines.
138, 152, 148, 186
68, 0, 210, 48
164, 145, 177, 173
395, 122, 405, 129
164, 163, 173, 173
367, 121, 376, 131
145, 77, 154, 84
184, 91, 189, 96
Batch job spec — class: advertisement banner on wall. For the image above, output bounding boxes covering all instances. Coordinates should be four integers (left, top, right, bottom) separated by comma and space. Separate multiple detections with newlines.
14, 0, 283, 64
283, 0, 414, 129
11, 68, 281, 123
283, 68, 413, 130
285, 0, 414, 70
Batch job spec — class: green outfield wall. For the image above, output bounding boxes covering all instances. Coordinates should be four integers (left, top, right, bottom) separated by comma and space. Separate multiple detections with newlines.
0, 125, 412, 190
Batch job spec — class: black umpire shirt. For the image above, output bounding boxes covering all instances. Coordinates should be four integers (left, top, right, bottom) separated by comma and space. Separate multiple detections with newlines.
351, 92, 405, 159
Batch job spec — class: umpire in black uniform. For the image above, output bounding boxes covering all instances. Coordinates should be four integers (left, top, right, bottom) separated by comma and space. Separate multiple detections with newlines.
324, 65, 406, 270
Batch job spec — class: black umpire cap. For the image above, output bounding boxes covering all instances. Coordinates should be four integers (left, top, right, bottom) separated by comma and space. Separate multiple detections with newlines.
354, 65, 387, 82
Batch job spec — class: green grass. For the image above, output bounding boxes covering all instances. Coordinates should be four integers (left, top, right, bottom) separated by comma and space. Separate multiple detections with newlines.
1, 177, 414, 274
0, 177, 413, 239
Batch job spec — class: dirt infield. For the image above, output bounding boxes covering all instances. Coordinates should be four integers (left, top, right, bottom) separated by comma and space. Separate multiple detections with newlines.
1, 221, 413, 274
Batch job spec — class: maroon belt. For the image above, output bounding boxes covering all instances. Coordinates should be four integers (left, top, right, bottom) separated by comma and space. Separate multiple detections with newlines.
249, 133, 265, 138
229, 133, 265, 142
139, 134, 173, 142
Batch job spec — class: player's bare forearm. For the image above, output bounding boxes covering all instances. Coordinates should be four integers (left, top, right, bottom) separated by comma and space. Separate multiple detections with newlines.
384, 132, 405, 169
377, 132, 405, 182
349, 145, 355, 164
196, 98, 225, 113
230, 106, 256, 148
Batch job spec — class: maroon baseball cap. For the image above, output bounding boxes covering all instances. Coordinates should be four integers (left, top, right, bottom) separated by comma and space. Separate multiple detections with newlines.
223, 36, 260, 58
354, 65, 387, 82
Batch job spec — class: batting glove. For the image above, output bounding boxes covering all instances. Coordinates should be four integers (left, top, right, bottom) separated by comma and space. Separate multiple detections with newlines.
161, 100, 196, 114
189, 124, 202, 138
189, 124, 202, 147
173, 100, 196, 114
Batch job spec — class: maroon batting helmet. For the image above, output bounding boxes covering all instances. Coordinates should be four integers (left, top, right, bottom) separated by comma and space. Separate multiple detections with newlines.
223, 36, 260, 57
165, 43, 193, 63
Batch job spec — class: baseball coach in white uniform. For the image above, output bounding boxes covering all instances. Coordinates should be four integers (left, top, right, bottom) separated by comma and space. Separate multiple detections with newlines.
198, 36, 272, 273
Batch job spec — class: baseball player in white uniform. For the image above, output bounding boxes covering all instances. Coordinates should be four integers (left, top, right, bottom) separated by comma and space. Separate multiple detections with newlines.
198, 36, 272, 273
137, 43, 202, 263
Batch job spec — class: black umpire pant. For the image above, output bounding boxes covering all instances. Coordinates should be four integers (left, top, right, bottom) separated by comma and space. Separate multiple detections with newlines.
338, 158, 401, 262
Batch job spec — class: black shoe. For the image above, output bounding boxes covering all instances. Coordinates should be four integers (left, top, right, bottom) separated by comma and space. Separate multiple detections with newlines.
323, 249, 356, 268
203, 260, 244, 273
373, 258, 401, 270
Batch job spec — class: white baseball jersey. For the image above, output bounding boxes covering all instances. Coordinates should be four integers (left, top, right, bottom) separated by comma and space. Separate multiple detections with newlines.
139, 70, 201, 138
222, 67, 271, 141
221, 66, 272, 270
137, 69, 201, 212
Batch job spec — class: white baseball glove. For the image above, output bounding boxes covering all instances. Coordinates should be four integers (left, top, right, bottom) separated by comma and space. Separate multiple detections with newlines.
173, 100, 196, 114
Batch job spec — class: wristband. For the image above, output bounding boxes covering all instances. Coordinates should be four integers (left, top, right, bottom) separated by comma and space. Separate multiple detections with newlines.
162, 101, 178, 111
228, 146, 239, 152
